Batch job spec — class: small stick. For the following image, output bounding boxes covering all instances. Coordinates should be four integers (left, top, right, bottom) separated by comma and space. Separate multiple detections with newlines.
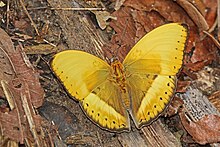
51, 7, 106, 11
27, 7, 106, 11
203, 31, 220, 49
6, 0, 10, 29
19, 0, 40, 36
218, 0, 220, 40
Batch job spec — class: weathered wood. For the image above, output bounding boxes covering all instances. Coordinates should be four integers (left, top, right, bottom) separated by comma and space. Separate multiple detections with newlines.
141, 120, 181, 147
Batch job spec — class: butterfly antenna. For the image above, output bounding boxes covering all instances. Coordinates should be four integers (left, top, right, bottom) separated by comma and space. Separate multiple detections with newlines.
115, 18, 129, 57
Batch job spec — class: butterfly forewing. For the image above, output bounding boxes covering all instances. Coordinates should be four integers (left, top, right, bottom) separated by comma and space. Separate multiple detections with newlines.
123, 23, 187, 75
51, 50, 110, 99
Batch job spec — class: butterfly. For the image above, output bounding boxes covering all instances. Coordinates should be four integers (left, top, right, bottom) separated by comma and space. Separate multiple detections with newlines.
51, 23, 188, 132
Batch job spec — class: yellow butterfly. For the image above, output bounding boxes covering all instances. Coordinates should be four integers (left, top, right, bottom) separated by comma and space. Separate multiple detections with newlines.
51, 23, 188, 132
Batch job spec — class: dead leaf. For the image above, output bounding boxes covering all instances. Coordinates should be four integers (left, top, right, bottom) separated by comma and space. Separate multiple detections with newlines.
185, 60, 212, 72
191, 38, 217, 64
114, 0, 126, 10
188, 0, 206, 16
209, 90, 220, 111
7, 45, 44, 107
107, 0, 197, 61
0, 32, 16, 84
203, 0, 217, 28
176, 80, 191, 93
175, 0, 209, 31
23, 44, 58, 55
124, 0, 194, 24
92, 11, 116, 30
0, 79, 42, 144
194, 66, 220, 94
14, 19, 31, 32
0, 1, 5, 7
0, 28, 46, 145
106, 6, 136, 60
180, 113, 220, 144
108, 0, 218, 73
166, 96, 184, 117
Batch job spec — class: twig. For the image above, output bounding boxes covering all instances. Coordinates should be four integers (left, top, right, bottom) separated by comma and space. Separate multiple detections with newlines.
203, 31, 220, 49
218, 0, 220, 40
1, 80, 15, 110
19, 0, 40, 36
27, 7, 106, 11
96, 131, 103, 147
0, 46, 17, 75
51, 7, 106, 11
43, 39, 56, 47
6, 0, 10, 29
175, 0, 209, 30
21, 91, 41, 147
208, 17, 217, 33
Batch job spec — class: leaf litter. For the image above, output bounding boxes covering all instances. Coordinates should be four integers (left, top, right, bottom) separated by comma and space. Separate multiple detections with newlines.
0, 0, 220, 146
0, 28, 46, 145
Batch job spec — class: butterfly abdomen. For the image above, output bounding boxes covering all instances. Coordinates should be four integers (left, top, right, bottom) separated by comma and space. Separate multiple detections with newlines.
110, 59, 130, 109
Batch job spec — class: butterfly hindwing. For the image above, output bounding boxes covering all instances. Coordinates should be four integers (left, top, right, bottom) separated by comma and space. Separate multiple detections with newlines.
127, 74, 176, 128
81, 80, 130, 131
51, 50, 129, 132
123, 23, 187, 128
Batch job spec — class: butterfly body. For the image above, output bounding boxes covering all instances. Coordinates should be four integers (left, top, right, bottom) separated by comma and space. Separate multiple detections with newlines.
51, 23, 188, 132
109, 59, 130, 109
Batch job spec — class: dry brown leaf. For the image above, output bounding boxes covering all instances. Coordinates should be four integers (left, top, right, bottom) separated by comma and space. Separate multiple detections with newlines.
7, 45, 44, 108
0, 28, 46, 145
176, 80, 191, 93
180, 113, 220, 144
178, 86, 220, 121
107, 0, 196, 60
203, 0, 217, 28
188, 0, 206, 16
185, 60, 212, 72
107, 0, 218, 73
0, 30, 16, 87
105, 6, 136, 60
0, 79, 42, 144
194, 66, 219, 94
124, 0, 194, 24
114, 0, 126, 10
191, 38, 217, 64
92, 11, 116, 30
209, 91, 220, 112
23, 44, 58, 55
178, 84, 220, 144
14, 19, 31, 32
176, 0, 209, 31
166, 96, 184, 117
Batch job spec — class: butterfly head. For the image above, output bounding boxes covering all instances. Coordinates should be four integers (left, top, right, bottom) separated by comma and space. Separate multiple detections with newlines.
110, 56, 125, 79
110, 56, 120, 64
